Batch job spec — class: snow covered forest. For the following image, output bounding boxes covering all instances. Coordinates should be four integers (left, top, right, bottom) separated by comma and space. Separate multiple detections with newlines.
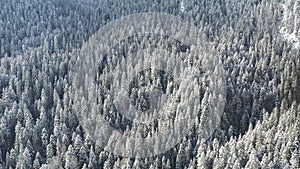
0, 0, 299, 168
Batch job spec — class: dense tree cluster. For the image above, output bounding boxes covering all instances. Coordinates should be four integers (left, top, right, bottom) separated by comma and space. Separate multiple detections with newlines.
0, 0, 299, 168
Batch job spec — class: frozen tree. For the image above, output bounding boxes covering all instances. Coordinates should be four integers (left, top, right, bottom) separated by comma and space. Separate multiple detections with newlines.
290, 150, 300, 169
65, 145, 79, 169
245, 149, 260, 169
16, 147, 32, 169
33, 152, 41, 169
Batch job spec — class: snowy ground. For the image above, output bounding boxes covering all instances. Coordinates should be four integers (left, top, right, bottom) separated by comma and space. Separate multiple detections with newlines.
280, 27, 300, 49
279, 1, 300, 49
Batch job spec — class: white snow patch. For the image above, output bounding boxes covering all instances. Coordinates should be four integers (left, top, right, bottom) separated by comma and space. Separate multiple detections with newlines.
180, 1, 185, 12
279, 1, 300, 49
280, 27, 300, 49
